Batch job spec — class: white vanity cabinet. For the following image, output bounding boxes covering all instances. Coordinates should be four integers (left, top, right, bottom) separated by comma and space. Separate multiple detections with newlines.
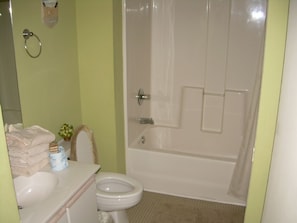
53, 176, 98, 223
19, 161, 100, 223
66, 183, 97, 222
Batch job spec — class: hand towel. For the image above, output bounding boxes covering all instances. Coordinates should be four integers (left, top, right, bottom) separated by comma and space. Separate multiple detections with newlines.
6, 125, 55, 149
11, 158, 50, 177
9, 151, 49, 167
8, 143, 50, 158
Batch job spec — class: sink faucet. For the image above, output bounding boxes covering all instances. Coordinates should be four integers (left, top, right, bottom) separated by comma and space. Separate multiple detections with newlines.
138, 117, 154, 125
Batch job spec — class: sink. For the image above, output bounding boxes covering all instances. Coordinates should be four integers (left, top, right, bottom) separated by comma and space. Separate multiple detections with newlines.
13, 172, 59, 208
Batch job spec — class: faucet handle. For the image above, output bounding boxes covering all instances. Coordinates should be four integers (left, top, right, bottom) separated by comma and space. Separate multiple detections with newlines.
136, 88, 150, 105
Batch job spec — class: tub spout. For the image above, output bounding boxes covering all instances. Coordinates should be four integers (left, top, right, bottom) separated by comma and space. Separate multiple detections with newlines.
138, 117, 154, 125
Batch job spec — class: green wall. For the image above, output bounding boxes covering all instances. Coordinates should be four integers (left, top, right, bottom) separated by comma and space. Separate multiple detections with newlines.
244, 0, 289, 222
0, 106, 19, 222
11, 0, 82, 134
113, 0, 126, 172
0, 0, 125, 220
0, 0, 82, 220
10, 0, 126, 173
75, 0, 125, 172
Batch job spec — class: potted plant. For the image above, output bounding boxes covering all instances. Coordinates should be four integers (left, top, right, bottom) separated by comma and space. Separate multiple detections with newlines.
58, 123, 74, 141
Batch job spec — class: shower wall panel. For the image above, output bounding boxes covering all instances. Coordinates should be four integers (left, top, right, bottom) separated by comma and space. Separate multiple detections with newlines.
145, 89, 246, 159
125, 0, 266, 160
125, 0, 152, 144
225, 0, 266, 109
204, 0, 230, 95
148, 0, 265, 159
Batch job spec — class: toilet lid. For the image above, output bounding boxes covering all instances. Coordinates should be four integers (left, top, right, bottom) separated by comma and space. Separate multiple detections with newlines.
70, 125, 98, 164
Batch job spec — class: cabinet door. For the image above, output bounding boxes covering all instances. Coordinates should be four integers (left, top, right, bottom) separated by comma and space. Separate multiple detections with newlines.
56, 212, 68, 223
66, 182, 99, 223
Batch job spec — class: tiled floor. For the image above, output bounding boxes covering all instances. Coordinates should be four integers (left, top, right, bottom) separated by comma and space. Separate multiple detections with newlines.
127, 191, 245, 223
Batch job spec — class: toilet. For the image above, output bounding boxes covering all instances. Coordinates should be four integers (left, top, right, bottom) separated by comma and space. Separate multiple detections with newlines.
70, 125, 143, 223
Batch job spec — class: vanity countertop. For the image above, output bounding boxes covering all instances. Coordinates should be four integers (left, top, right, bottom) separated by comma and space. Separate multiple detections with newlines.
18, 161, 100, 223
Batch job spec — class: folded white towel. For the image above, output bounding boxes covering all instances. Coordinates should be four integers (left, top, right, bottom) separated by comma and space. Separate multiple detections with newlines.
9, 151, 49, 167
8, 143, 50, 158
11, 158, 50, 177
6, 125, 55, 149
6, 123, 23, 132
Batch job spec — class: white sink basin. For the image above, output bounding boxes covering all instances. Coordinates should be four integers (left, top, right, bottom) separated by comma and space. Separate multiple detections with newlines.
13, 172, 59, 208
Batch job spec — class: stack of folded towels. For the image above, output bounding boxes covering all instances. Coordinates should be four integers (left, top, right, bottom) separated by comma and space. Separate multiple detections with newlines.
5, 124, 55, 176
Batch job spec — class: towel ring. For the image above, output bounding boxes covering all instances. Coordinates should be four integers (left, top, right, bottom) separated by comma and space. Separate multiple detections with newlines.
22, 29, 42, 58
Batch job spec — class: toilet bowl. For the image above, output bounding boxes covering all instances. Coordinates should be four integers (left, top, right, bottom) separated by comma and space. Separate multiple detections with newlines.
70, 125, 143, 223
96, 172, 143, 211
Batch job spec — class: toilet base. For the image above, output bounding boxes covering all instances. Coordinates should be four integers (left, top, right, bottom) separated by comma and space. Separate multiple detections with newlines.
108, 210, 129, 223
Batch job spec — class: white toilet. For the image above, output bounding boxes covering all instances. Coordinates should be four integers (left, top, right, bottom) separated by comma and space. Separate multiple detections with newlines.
70, 125, 143, 223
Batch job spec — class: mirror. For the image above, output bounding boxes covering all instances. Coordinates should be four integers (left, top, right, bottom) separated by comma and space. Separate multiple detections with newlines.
0, 0, 22, 124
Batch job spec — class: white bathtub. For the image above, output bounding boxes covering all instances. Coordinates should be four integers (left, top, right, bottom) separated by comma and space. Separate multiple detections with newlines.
126, 127, 246, 206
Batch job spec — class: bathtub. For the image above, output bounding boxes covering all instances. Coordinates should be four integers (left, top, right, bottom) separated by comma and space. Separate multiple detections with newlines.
126, 126, 246, 206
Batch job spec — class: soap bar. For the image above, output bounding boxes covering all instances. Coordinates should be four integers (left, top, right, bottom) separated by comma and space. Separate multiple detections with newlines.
49, 146, 68, 171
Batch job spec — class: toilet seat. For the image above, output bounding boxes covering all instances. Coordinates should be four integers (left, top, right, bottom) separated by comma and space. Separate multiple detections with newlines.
96, 172, 143, 198
96, 172, 143, 211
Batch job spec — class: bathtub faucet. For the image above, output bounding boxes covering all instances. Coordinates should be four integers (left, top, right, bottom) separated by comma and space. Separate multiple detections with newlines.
138, 117, 154, 125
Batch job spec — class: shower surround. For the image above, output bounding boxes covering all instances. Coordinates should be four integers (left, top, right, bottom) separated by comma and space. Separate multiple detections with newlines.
123, 0, 266, 205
